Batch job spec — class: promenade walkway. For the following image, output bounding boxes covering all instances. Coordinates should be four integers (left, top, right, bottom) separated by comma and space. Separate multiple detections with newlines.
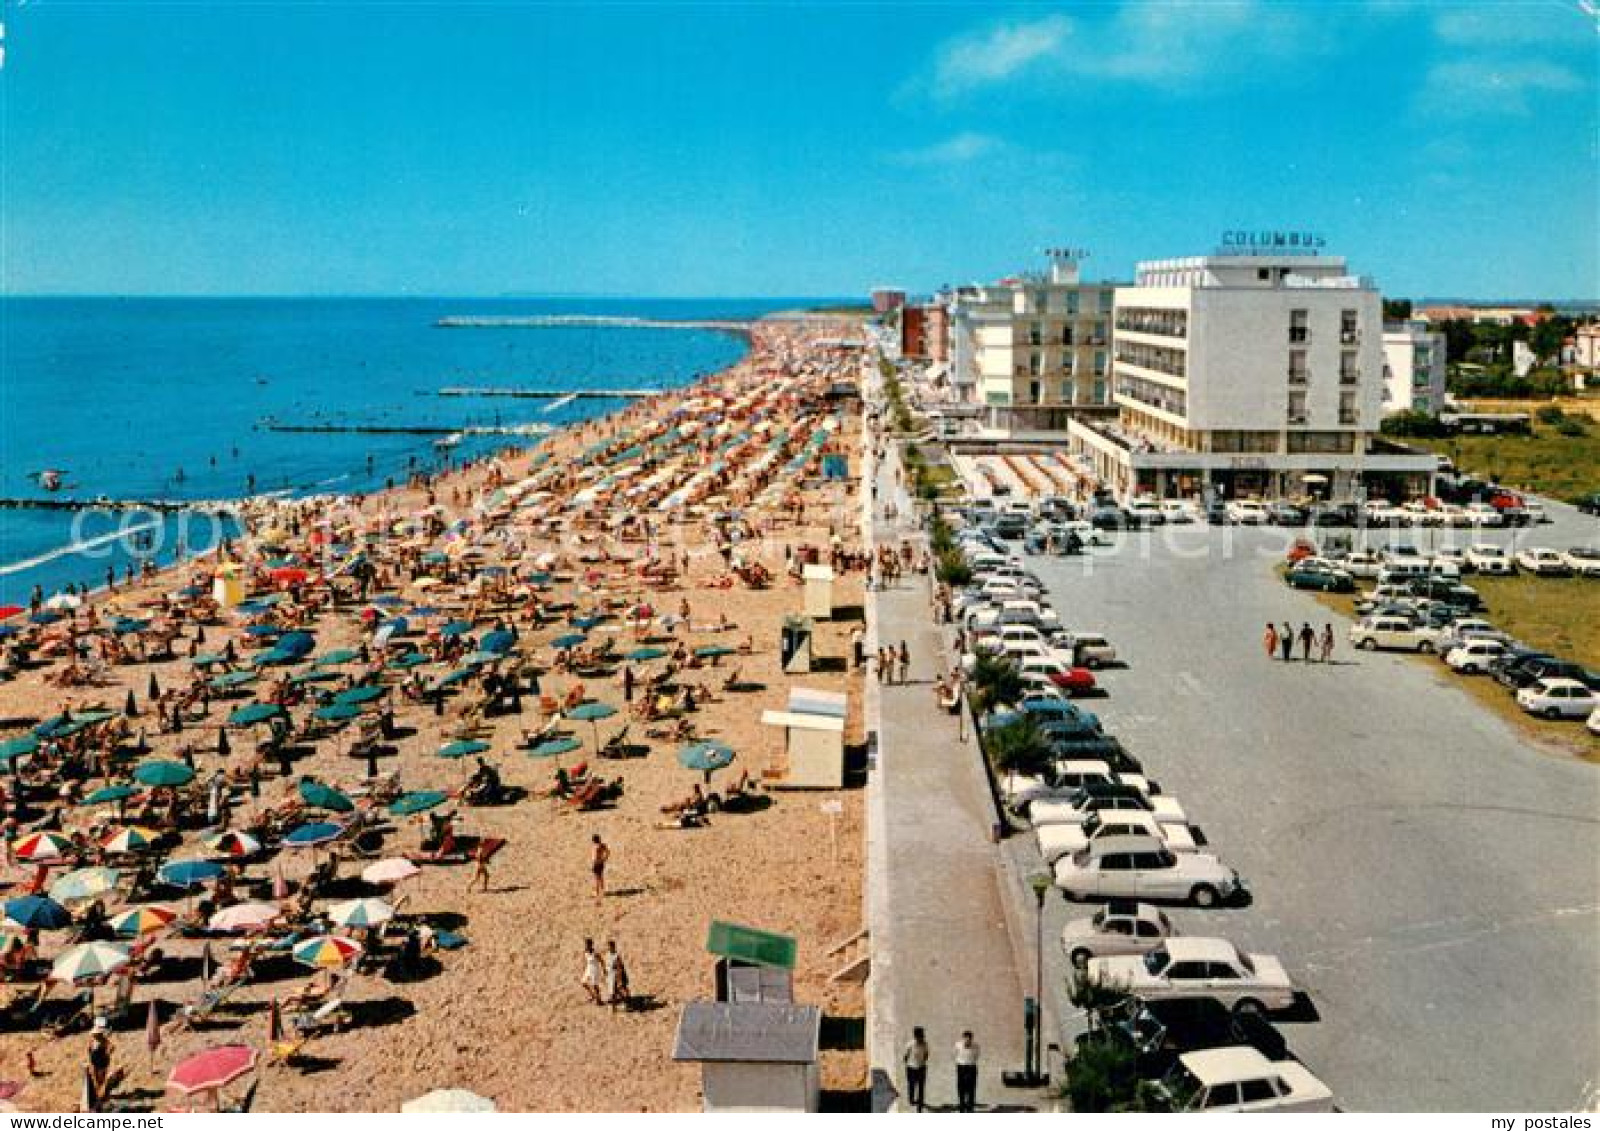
863, 410, 1043, 1112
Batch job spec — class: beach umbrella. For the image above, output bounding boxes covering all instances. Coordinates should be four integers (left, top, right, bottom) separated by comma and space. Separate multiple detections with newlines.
289, 670, 343, 685
409, 605, 440, 618
159, 858, 224, 889
461, 650, 501, 666
626, 646, 667, 662
431, 667, 478, 690
567, 701, 617, 753
369, 595, 405, 608
333, 684, 386, 706
550, 632, 587, 651
0, 735, 38, 765
388, 651, 429, 669
436, 739, 489, 760
208, 671, 258, 690
440, 620, 473, 637
277, 631, 315, 659
0, 605, 22, 621
202, 830, 262, 858
291, 934, 361, 969
388, 790, 448, 817
166, 1045, 259, 1097
313, 703, 362, 724
208, 902, 279, 933
250, 646, 295, 668
282, 822, 342, 849
217, 728, 231, 759
4, 896, 72, 930
28, 611, 62, 625
113, 618, 150, 637
297, 779, 354, 813
148, 673, 162, 700
110, 904, 178, 936
402, 1089, 497, 1114
11, 831, 72, 863
243, 624, 281, 638
677, 739, 736, 775
694, 644, 736, 661
134, 760, 195, 788
101, 826, 161, 855
49, 867, 121, 904
124, 689, 138, 717
361, 858, 421, 886
313, 649, 360, 667
325, 897, 394, 930
44, 593, 82, 611
228, 703, 284, 728
480, 629, 516, 655
80, 784, 137, 806
528, 735, 582, 760
191, 653, 228, 668
52, 941, 130, 983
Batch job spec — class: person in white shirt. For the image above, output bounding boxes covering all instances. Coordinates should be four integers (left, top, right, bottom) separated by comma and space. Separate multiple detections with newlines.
902, 1026, 929, 1111
954, 1030, 980, 1112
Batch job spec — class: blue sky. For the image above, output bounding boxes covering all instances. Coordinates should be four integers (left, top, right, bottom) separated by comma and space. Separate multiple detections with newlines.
0, 1, 1594, 299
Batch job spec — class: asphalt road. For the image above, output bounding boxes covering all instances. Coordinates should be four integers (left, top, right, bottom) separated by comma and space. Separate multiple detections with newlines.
1016, 502, 1600, 1111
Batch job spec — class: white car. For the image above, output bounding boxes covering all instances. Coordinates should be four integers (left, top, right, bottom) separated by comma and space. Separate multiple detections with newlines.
1060, 519, 1111, 547
1035, 809, 1199, 865
1523, 499, 1550, 523
1060, 632, 1117, 669
1588, 706, 1600, 737
1340, 549, 1385, 579
1446, 639, 1508, 674
1156, 1048, 1336, 1113
1031, 792, 1189, 828
1090, 937, 1298, 1015
1563, 547, 1600, 577
1226, 500, 1269, 525
1516, 678, 1598, 720
1465, 544, 1514, 574
1349, 615, 1436, 653
1060, 901, 1177, 969
1159, 500, 1199, 524
1433, 618, 1509, 655
1053, 835, 1245, 907
1465, 502, 1505, 527
1516, 547, 1572, 576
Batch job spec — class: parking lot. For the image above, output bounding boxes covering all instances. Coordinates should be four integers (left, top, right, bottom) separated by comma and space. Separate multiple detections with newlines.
1006, 506, 1599, 1110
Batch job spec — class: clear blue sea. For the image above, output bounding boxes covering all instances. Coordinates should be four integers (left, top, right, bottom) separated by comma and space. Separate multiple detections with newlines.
0, 297, 811, 603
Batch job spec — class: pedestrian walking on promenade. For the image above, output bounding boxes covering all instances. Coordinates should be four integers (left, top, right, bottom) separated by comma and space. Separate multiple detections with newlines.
1319, 623, 1335, 663
897, 640, 910, 684
850, 627, 865, 669
1279, 622, 1294, 662
954, 1031, 980, 1112
1299, 622, 1315, 662
1264, 623, 1279, 660
903, 1026, 930, 1112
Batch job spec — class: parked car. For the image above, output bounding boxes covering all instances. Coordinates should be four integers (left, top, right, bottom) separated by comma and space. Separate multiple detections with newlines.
1405, 577, 1482, 610
1434, 618, 1510, 655
1446, 639, 1508, 674
1036, 810, 1198, 866
1349, 615, 1437, 653
1060, 900, 1176, 969
1090, 938, 1297, 1015
1225, 500, 1269, 525
1266, 502, 1307, 526
1090, 506, 1130, 530
1284, 564, 1354, 592
1153, 1048, 1336, 1113
1079, 998, 1290, 1081
991, 513, 1028, 540
1464, 502, 1505, 527
1160, 500, 1199, 524
1029, 785, 1188, 829
1516, 547, 1572, 576
1563, 547, 1600, 577
1516, 678, 1598, 720
1588, 706, 1600, 736
1340, 549, 1385, 579
1126, 500, 1168, 527
1017, 655, 1097, 697
1496, 655, 1596, 691
1053, 835, 1244, 907
1059, 632, 1118, 669
1575, 492, 1600, 516
1465, 544, 1515, 574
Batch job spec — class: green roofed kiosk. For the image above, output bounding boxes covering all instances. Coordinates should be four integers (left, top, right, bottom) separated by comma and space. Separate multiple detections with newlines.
707, 920, 796, 1004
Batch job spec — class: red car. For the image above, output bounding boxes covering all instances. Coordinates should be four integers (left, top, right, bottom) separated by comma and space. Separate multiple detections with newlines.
1051, 667, 1098, 696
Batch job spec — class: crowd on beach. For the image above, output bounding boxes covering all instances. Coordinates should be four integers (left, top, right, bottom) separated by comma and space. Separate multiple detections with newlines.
0, 321, 871, 1111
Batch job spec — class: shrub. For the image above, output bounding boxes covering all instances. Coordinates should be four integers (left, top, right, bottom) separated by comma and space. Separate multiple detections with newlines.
1535, 405, 1566, 425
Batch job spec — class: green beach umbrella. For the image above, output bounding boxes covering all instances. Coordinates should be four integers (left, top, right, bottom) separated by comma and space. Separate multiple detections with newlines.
550, 632, 587, 651
298, 779, 355, 813
80, 784, 138, 806
134, 760, 195, 788
388, 790, 449, 817
313, 703, 362, 724
437, 739, 490, 760
693, 644, 736, 661
289, 670, 343, 685
313, 649, 361, 667
567, 701, 617, 754
626, 646, 667, 662
388, 651, 429, 669
334, 684, 387, 706
678, 739, 736, 782
228, 702, 285, 727
0, 735, 38, 765
528, 736, 582, 759
209, 670, 259, 690
191, 653, 229, 668
49, 867, 121, 904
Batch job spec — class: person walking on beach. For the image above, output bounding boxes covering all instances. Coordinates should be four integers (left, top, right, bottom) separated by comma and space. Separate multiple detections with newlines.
897, 640, 910, 684
1299, 622, 1315, 662
467, 837, 495, 894
580, 938, 604, 1005
590, 834, 610, 899
1319, 623, 1335, 663
1263, 622, 1278, 661
604, 939, 630, 1010
954, 1030, 980, 1112
1279, 622, 1294, 663
902, 1026, 930, 1112
622, 664, 635, 704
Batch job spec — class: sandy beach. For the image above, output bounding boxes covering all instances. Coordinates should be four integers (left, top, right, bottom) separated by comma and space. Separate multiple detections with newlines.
0, 319, 872, 1111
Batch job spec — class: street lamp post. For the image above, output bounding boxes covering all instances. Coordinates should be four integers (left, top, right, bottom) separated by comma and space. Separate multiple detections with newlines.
1006, 873, 1054, 1088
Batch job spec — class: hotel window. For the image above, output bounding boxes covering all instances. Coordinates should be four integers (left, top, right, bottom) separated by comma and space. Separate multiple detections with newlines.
1287, 390, 1308, 425
1028, 380, 1042, 404
1100, 290, 1115, 312
1092, 380, 1106, 403
1289, 309, 1310, 344
1340, 309, 1359, 344
1067, 292, 1080, 315
1094, 351, 1108, 377
1339, 351, 1358, 385
1029, 351, 1042, 376
1091, 320, 1107, 345
1339, 391, 1359, 424
1029, 322, 1042, 346
1061, 325, 1075, 346
1288, 432, 1354, 454
1288, 350, 1308, 384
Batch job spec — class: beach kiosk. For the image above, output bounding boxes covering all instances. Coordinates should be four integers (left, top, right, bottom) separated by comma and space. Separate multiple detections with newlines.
780, 616, 813, 675
707, 920, 797, 1004
212, 563, 246, 609
672, 1001, 822, 1113
760, 687, 847, 789
801, 564, 835, 620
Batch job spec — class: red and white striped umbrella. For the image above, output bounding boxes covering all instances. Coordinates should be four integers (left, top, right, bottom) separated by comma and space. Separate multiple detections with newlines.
11, 832, 72, 862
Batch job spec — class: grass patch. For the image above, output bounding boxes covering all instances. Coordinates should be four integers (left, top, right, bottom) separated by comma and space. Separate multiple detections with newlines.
1408, 430, 1600, 502
1310, 573, 1600, 760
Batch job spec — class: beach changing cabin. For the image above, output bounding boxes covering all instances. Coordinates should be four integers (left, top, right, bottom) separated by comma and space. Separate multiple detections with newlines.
707, 920, 797, 1004
780, 615, 813, 674
672, 1001, 822, 1113
801, 563, 835, 620
760, 687, 847, 789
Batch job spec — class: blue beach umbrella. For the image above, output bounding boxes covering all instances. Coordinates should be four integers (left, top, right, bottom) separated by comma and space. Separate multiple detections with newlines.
440, 620, 473, 638
298, 779, 355, 813
243, 624, 281, 638
567, 701, 618, 754
550, 632, 587, 651
5, 896, 72, 930
228, 703, 285, 727
369, 595, 405, 608
277, 631, 316, 659
133, 760, 195, 788
678, 739, 736, 777
283, 822, 342, 849
0, 735, 39, 764
528, 736, 582, 760
480, 629, 516, 655
313, 703, 362, 724
159, 858, 224, 889
437, 739, 490, 760
80, 784, 138, 806
314, 649, 361, 667
626, 646, 667, 662
388, 651, 429, 669
389, 790, 449, 817
209, 670, 258, 690
334, 684, 387, 707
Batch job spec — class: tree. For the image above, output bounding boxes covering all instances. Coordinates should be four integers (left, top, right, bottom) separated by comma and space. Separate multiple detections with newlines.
983, 714, 1055, 790
1062, 969, 1158, 1112
1528, 318, 1566, 364
1382, 298, 1413, 322
969, 652, 1024, 715
1437, 319, 1476, 365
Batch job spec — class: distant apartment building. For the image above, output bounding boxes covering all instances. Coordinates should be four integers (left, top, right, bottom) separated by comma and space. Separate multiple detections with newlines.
870, 287, 906, 313
1068, 250, 1435, 501
1572, 322, 1600, 369
899, 302, 949, 363
1381, 322, 1448, 415
946, 254, 1117, 422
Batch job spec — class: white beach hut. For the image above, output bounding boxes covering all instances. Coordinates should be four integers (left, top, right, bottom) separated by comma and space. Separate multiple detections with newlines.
759, 687, 847, 789
672, 1001, 822, 1113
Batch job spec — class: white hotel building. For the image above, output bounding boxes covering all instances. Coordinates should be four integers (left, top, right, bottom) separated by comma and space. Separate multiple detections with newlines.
1068, 252, 1437, 501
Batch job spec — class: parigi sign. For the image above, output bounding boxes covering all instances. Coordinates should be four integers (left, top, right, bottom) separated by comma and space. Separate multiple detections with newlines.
1217, 230, 1327, 256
